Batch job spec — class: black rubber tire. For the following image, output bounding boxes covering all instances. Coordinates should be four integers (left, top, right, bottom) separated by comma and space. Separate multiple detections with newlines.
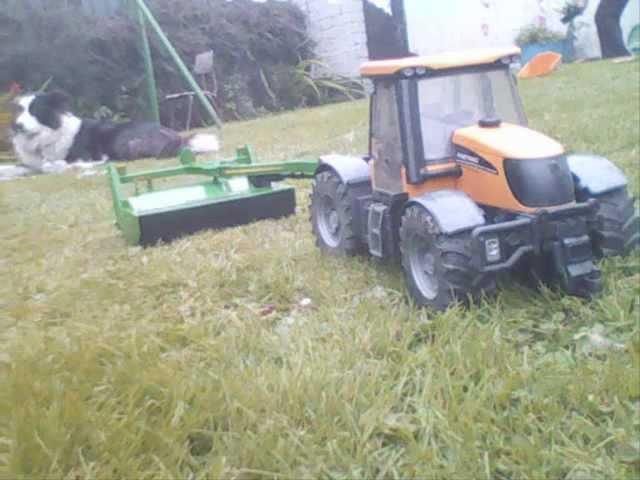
399, 205, 496, 310
310, 170, 361, 255
591, 187, 640, 257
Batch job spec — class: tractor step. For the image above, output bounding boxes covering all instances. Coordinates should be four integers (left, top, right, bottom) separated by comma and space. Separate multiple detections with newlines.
551, 234, 602, 298
368, 203, 388, 257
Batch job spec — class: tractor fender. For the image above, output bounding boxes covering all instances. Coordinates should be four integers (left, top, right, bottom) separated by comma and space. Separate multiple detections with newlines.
317, 154, 371, 186
405, 190, 486, 235
567, 154, 627, 196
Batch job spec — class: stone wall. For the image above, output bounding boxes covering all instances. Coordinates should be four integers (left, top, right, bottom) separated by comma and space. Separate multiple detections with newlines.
290, 0, 368, 78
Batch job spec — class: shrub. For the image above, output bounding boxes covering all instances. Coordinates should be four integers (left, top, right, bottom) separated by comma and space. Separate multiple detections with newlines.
515, 25, 566, 47
0, 0, 326, 125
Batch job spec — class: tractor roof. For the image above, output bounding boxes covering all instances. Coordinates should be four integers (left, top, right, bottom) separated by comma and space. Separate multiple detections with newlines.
360, 47, 521, 77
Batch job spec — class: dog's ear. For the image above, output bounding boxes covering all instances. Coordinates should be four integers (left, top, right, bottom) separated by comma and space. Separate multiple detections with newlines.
46, 90, 71, 111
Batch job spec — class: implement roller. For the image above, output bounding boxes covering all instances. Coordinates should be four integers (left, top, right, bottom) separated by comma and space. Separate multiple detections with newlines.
107, 146, 318, 245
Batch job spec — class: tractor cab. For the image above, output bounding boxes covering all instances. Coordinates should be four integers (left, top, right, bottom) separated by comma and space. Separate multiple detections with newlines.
361, 47, 562, 212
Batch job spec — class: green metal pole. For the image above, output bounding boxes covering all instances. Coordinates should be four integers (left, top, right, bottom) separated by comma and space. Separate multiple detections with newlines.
136, 3, 160, 124
134, 0, 223, 129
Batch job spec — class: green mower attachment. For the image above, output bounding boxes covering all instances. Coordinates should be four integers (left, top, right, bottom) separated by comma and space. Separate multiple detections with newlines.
107, 146, 318, 245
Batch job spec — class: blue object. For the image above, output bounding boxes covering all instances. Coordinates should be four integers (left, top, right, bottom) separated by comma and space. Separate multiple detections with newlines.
521, 40, 569, 65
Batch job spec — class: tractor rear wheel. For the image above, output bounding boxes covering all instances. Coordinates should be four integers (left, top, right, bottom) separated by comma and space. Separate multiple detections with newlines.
310, 170, 361, 255
399, 205, 496, 310
590, 187, 640, 257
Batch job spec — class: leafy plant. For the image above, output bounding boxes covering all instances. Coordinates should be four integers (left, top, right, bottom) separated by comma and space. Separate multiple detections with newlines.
560, 0, 588, 24
36, 76, 53, 92
293, 59, 366, 106
515, 25, 566, 47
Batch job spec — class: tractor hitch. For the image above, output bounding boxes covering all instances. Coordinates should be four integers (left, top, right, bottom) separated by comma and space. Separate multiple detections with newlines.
471, 199, 602, 295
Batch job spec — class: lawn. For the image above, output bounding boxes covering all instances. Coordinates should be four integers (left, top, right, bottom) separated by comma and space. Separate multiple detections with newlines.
1, 59, 639, 479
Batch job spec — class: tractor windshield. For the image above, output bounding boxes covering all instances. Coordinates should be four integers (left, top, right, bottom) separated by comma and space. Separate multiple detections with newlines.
417, 69, 527, 161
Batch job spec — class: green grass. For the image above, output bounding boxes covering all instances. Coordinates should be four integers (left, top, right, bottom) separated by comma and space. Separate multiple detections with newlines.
1, 59, 639, 479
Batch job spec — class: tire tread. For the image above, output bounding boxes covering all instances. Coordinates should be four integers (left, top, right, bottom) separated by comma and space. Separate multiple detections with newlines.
400, 205, 496, 310
592, 187, 640, 257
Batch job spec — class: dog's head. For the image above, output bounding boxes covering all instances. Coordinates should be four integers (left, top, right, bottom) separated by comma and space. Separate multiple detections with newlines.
11, 90, 71, 137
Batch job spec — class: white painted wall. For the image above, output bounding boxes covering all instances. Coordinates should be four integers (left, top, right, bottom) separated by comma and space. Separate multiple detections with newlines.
404, 0, 639, 59
290, 0, 369, 78
284, 0, 638, 79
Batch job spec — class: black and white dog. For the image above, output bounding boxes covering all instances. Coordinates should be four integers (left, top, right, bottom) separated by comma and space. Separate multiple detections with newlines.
10, 90, 219, 172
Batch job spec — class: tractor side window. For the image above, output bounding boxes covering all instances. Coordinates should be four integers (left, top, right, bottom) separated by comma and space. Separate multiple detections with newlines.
417, 75, 477, 161
370, 81, 404, 193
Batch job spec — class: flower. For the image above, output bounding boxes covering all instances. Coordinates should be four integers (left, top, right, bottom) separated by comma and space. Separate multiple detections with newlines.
8, 82, 22, 95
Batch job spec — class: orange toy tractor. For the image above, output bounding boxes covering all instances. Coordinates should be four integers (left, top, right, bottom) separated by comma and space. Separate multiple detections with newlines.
309, 47, 639, 310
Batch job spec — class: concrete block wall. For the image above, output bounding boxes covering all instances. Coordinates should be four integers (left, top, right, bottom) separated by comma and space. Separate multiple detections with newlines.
290, 0, 369, 78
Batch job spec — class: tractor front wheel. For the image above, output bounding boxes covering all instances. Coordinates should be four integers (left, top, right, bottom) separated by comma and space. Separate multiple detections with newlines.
310, 170, 361, 255
399, 205, 495, 310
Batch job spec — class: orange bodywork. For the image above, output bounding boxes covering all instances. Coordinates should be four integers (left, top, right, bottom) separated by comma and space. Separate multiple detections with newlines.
453, 123, 564, 159
401, 165, 458, 198
393, 123, 568, 214
360, 47, 521, 77
455, 124, 564, 212
455, 152, 531, 212
518, 52, 562, 79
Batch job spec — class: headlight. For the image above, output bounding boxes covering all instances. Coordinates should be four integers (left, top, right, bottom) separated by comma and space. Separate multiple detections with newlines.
485, 238, 501, 263
401, 67, 416, 77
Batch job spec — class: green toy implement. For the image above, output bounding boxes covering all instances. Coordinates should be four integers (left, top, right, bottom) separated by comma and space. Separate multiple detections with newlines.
107, 146, 318, 245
